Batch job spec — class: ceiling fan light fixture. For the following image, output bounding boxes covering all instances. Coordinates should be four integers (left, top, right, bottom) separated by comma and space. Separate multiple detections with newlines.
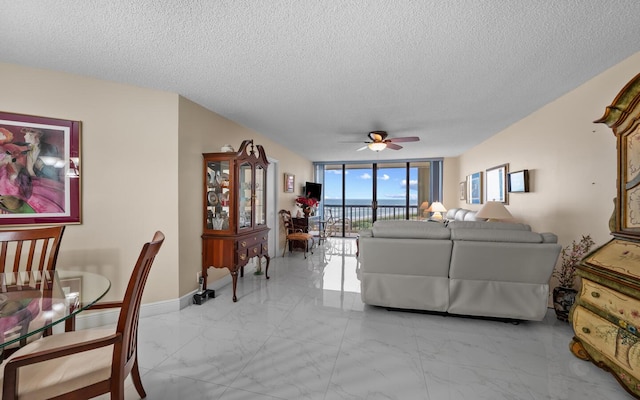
368, 142, 387, 151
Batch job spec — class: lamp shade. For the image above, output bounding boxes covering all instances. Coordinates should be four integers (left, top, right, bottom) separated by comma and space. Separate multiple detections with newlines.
419, 201, 430, 217
428, 201, 447, 220
429, 202, 447, 213
476, 201, 513, 220
368, 142, 387, 151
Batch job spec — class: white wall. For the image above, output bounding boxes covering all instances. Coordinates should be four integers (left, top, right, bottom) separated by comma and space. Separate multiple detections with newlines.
446, 51, 640, 254
0, 62, 314, 306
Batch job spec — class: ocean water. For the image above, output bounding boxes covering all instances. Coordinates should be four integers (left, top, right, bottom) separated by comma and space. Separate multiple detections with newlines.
322, 199, 418, 221
324, 199, 414, 207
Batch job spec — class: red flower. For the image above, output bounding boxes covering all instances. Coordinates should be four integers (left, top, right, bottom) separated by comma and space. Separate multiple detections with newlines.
295, 194, 319, 208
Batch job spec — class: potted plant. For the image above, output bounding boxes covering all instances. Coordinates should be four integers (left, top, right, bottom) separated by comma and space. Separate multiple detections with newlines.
552, 234, 595, 321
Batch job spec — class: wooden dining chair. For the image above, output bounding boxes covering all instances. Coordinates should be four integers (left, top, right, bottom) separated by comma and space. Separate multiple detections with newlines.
0, 231, 164, 400
0, 226, 65, 348
279, 209, 314, 258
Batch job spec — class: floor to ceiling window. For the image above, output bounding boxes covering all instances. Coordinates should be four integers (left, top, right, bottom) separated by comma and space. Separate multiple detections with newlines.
314, 159, 442, 237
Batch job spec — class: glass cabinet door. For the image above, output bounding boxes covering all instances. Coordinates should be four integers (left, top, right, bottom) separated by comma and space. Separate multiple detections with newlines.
238, 162, 252, 229
255, 165, 266, 226
206, 160, 231, 231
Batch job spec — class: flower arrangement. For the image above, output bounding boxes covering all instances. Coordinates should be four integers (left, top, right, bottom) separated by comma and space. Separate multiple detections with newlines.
295, 194, 319, 209
553, 234, 596, 289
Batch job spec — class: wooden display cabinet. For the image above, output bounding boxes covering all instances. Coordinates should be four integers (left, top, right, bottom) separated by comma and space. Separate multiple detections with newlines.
570, 72, 640, 399
201, 140, 270, 302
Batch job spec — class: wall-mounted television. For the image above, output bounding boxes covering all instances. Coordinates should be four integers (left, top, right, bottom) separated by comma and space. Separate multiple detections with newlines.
304, 182, 322, 200
507, 170, 529, 193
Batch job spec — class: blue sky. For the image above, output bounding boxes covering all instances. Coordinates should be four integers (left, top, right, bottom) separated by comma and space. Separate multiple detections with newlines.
324, 167, 418, 202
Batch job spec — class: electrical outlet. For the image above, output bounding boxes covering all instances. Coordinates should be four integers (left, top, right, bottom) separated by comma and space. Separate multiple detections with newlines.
196, 271, 202, 284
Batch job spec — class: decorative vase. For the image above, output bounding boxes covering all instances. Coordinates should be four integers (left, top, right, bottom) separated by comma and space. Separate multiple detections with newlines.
553, 286, 577, 322
303, 207, 311, 217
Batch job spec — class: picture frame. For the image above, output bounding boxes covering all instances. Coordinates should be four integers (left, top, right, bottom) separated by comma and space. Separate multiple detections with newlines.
467, 172, 483, 204
485, 163, 508, 204
284, 173, 295, 193
507, 169, 530, 193
459, 181, 466, 201
0, 111, 81, 226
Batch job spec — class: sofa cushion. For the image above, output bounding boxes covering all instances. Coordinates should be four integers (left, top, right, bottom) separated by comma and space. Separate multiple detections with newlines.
447, 221, 531, 231
462, 211, 486, 221
444, 208, 460, 220
372, 220, 451, 239
454, 209, 469, 221
450, 228, 543, 243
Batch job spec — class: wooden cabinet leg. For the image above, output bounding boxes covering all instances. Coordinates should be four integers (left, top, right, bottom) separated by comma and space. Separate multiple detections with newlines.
264, 255, 271, 279
230, 269, 238, 302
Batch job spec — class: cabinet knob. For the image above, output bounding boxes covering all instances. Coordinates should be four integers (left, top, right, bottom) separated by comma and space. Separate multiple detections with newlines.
241, 241, 247, 247
239, 254, 247, 261
582, 327, 591, 334
591, 291, 600, 298
253, 248, 258, 254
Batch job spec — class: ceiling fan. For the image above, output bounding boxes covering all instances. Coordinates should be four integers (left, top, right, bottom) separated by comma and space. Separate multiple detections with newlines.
357, 131, 420, 152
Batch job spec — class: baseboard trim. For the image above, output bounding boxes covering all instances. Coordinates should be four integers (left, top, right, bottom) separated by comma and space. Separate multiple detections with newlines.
66, 274, 233, 331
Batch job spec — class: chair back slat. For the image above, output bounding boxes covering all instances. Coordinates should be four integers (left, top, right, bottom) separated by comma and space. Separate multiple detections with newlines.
0, 227, 65, 274
10, 242, 23, 273
0, 242, 7, 267
113, 231, 164, 377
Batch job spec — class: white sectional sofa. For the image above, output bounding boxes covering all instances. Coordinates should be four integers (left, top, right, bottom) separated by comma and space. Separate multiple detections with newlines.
358, 220, 562, 321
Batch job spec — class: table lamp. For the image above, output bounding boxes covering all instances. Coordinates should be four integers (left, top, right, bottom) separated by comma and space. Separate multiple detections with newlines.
476, 201, 513, 221
429, 201, 447, 220
419, 201, 430, 218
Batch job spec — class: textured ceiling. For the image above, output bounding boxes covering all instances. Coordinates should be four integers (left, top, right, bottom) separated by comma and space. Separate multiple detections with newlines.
2, 1, 640, 162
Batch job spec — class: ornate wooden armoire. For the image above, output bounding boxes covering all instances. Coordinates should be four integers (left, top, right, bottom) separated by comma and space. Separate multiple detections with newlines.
570, 72, 640, 398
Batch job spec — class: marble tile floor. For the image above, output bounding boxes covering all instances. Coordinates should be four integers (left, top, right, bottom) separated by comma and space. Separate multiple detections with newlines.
98, 238, 632, 399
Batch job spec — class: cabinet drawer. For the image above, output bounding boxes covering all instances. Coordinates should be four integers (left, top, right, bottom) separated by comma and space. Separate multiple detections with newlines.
235, 232, 268, 265
574, 306, 640, 378
236, 248, 249, 264
248, 244, 262, 257
581, 279, 640, 330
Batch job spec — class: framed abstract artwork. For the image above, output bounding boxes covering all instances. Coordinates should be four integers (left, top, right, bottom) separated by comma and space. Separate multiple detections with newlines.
485, 163, 508, 204
467, 172, 483, 204
459, 181, 466, 201
0, 111, 81, 225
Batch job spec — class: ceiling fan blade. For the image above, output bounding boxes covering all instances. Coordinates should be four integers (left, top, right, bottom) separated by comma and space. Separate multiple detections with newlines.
386, 143, 403, 150
356, 145, 369, 151
368, 131, 388, 142
387, 136, 420, 143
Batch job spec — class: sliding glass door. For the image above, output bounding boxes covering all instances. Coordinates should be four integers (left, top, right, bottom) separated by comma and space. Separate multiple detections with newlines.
316, 159, 441, 237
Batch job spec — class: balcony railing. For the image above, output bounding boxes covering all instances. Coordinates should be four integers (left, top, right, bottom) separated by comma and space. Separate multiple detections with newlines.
318, 204, 420, 235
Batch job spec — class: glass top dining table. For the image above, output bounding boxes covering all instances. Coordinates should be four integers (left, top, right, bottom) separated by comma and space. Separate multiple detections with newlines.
0, 270, 111, 349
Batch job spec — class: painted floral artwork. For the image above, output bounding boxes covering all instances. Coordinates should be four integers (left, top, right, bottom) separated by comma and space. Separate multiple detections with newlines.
0, 112, 80, 225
